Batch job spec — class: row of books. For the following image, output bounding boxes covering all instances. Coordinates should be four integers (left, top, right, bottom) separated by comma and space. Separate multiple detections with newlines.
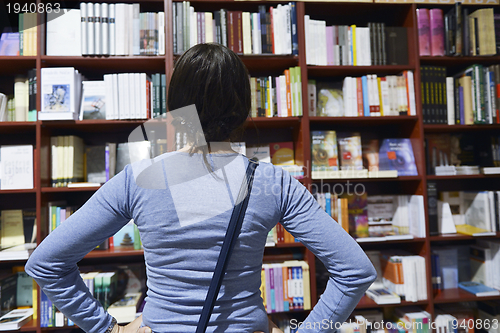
367, 250, 427, 303
421, 65, 500, 125
173, 2, 298, 56
0, 209, 36, 261
311, 132, 418, 179
314, 192, 426, 240
266, 223, 298, 246
261, 261, 311, 313
425, 133, 500, 177
0, 13, 37, 56
431, 241, 500, 295
250, 66, 303, 118
437, 190, 500, 236
417, 6, 498, 57
40, 290, 75, 328
310, 70, 416, 117
0, 70, 37, 122
47, 4, 165, 56
0, 268, 34, 312
304, 21, 407, 67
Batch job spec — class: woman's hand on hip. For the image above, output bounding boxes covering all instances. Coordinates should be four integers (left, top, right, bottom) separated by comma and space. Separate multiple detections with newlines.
113, 315, 151, 333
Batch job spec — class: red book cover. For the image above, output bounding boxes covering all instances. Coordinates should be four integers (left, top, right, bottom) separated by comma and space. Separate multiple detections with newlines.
429, 9, 445, 56
236, 11, 243, 54
269, 142, 294, 166
269, 7, 275, 54
228, 11, 236, 52
416, 8, 431, 56
356, 77, 364, 117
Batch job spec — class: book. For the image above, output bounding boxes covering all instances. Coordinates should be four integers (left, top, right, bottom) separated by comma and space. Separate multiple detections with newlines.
0, 32, 20, 56
246, 146, 271, 163
46, 9, 82, 56
417, 9, 431, 56
338, 132, 363, 171
80, 81, 106, 120
40, 67, 81, 120
378, 139, 418, 176
365, 287, 401, 304
458, 281, 500, 297
269, 142, 294, 166
311, 131, 338, 179
0, 145, 34, 190
0, 308, 33, 331
316, 81, 344, 117
0, 210, 25, 248
107, 292, 143, 324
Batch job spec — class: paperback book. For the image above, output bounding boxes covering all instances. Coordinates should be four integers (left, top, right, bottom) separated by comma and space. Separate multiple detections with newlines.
378, 139, 418, 176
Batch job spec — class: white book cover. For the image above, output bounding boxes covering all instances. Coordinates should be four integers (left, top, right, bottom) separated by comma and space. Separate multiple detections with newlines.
80, 81, 106, 120
41, 67, 77, 115
134, 73, 141, 119
80, 3, 88, 55
0, 145, 33, 190
127, 4, 134, 56
158, 12, 165, 55
272, 8, 279, 54
125, 73, 132, 119
112, 74, 119, 119
380, 78, 390, 116
205, 13, 213, 44
115, 4, 125, 55
0, 308, 33, 330
242, 12, 251, 55
101, 3, 109, 55
319, 20, 327, 65
304, 15, 311, 65
87, 3, 94, 55
246, 146, 271, 163
46, 9, 82, 56
251, 13, 259, 54
190, 7, 196, 48
284, 4, 292, 55
94, 3, 101, 55
464, 191, 491, 231
446, 77, 455, 125
279, 75, 287, 117
132, 3, 140, 55
104, 75, 114, 120
109, 4, 116, 55
139, 73, 147, 119
118, 73, 126, 119
406, 71, 416, 116
14, 77, 27, 122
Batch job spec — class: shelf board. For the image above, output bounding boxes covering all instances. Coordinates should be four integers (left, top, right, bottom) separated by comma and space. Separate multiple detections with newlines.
420, 55, 500, 66
424, 124, 500, 132
430, 233, 500, 242
308, 65, 413, 77
0, 188, 37, 194
356, 237, 426, 245
85, 248, 144, 258
356, 295, 428, 309
0, 122, 37, 135
309, 116, 418, 126
42, 186, 100, 193
272, 242, 305, 248
41, 55, 166, 72
20, 319, 37, 332
427, 174, 500, 180
0, 56, 37, 75
246, 116, 301, 128
312, 176, 421, 182
433, 288, 500, 304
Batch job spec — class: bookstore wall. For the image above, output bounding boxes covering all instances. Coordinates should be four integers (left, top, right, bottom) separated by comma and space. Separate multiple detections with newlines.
1, 0, 500, 332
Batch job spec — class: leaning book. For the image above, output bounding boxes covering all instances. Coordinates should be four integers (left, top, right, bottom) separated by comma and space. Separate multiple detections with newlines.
365, 288, 401, 304
458, 281, 500, 297
0, 308, 33, 331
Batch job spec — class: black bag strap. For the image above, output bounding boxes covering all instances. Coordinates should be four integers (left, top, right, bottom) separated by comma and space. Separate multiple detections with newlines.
196, 159, 259, 333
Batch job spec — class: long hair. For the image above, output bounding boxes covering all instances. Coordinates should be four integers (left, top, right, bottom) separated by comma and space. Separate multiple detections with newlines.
168, 43, 251, 149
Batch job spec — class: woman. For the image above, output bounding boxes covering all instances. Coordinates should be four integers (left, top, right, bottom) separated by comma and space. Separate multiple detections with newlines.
25, 44, 376, 333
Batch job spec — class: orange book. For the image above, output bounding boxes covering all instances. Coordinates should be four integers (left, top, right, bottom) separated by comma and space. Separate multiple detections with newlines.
380, 255, 404, 285
341, 198, 349, 233
284, 70, 292, 117
356, 77, 364, 116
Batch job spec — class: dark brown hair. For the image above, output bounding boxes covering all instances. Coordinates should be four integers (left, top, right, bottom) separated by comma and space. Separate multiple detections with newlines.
168, 43, 251, 146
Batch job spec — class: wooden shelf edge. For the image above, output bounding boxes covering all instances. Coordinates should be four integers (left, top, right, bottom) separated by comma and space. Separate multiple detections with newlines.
0, 121, 37, 127
84, 248, 144, 258
430, 232, 500, 242
433, 288, 500, 304
41, 187, 100, 193
426, 174, 500, 180
356, 295, 428, 309
0, 188, 37, 194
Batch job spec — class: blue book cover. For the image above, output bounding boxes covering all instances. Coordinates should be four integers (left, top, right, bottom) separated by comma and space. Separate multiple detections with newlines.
378, 138, 418, 176
459, 86, 464, 124
362, 76, 370, 117
289, 2, 298, 56
458, 281, 500, 296
0, 32, 20, 56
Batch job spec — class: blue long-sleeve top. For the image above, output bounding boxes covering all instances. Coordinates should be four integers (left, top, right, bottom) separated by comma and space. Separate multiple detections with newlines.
25, 152, 376, 333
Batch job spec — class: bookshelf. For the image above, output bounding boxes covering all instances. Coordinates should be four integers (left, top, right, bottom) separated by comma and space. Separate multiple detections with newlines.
1, 0, 500, 331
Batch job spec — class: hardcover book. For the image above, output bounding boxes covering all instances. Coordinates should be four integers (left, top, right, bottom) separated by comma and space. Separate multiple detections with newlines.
80, 81, 106, 120
311, 131, 338, 179
416, 8, 431, 56
429, 9, 445, 56
378, 139, 418, 176
316, 81, 344, 117
0, 308, 33, 331
338, 133, 363, 171
458, 281, 500, 297
269, 142, 294, 166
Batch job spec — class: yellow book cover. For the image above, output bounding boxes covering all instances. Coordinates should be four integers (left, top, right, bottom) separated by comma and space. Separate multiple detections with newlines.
260, 268, 266, 310
455, 224, 490, 236
351, 25, 357, 66
377, 77, 384, 116
1, 209, 25, 247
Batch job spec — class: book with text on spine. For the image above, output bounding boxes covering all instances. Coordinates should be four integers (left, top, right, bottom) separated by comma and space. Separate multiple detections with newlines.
458, 281, 500, 297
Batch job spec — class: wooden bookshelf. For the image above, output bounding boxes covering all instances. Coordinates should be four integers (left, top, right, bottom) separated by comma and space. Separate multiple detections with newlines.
1, 0, 499, 330
433, 288, 500, 304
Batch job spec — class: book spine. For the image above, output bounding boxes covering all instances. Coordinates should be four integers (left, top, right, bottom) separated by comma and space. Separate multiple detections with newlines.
102, 3, 109, 55
430, 9, 445, 57
94, 3, 101, 55
109, 4, 115, 56
81, 3, 88, 55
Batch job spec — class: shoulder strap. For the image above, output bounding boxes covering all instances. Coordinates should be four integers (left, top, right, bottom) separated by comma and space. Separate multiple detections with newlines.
196, 159, 259, 333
